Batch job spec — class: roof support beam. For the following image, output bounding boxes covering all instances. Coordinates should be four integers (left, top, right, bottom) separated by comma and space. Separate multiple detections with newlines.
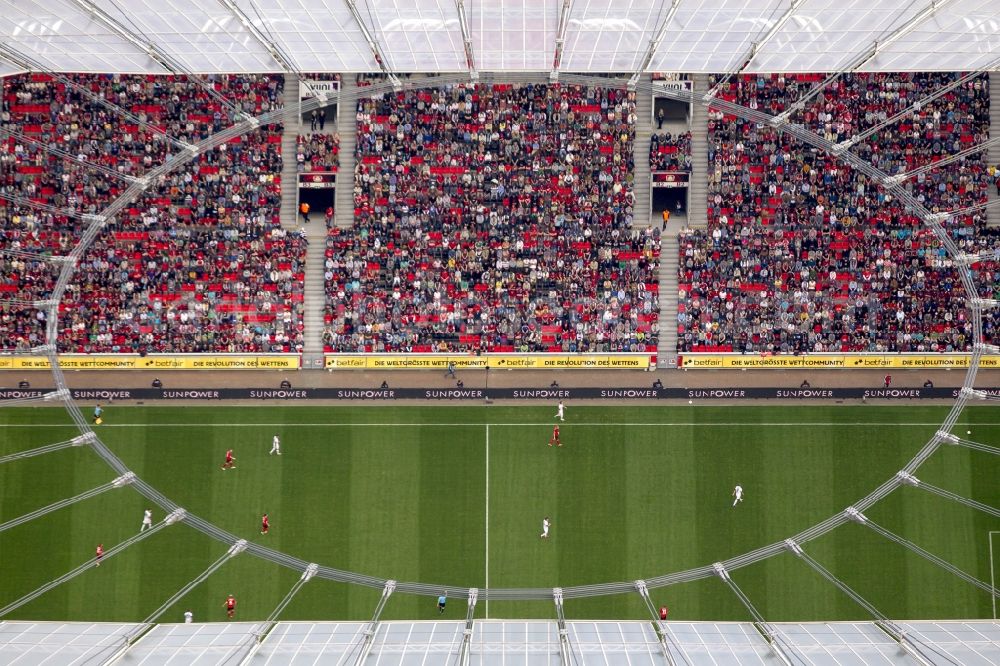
784, 539, 936, 666
69, 0, 239, 119
456, 588, 478, 666
706, 0, 806, 99
550, 0, 575, 82
768, 0, 958, 124
553, 588, 574, 665
455, 0, 478, 81
215, 0, 325, 101
852, 0, 958, 71
343, 0, 401, 89
627, 0, 682, 89
351, 580, 395, 666
634, 580, 678, 665
712, 563, 795, 666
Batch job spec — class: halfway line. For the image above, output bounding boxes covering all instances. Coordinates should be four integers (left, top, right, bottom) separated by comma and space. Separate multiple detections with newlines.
485, 423, 490, 619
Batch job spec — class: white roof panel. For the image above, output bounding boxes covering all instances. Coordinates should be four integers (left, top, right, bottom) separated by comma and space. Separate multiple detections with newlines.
0, 0, 164, 73
776, 622, 910, 665
368, 1, 466, 72
897, 621, 1000, 666
0, 621, 143, 666
662, 622, 772, 665
560, 0, 660, 73
88, 0, 278, 74
647, 0, 786, 73
227, 0, 377, 72
859, 0, 1000, 72
746, 0, 922, 73
124, 622, 264, 665
468, 0, 557, 71
0, 0, 996, 74
253, 622, 369, 663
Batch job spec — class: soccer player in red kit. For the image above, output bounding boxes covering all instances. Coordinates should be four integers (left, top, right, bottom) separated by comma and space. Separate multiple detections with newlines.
95, 543, 104, 567
221, 449, 236, 470
659, 606, 669, 620
549, 425, 562, 447
261, 513, 269, 535
224, 594, 236, 619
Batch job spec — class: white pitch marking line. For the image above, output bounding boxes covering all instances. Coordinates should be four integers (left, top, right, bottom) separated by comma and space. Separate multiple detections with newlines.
990, 531, 999, 620
0, 422, 981, 428
485, 423, 490, 620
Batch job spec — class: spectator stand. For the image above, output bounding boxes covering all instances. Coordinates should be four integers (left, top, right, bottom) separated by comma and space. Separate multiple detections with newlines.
323, 81, 659, 356
1, 72, 304, 354
679, 72, 995, 356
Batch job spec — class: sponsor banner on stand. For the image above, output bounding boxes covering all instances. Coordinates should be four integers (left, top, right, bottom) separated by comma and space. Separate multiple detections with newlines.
322, 356, 370, 369
678, 354, 1000, 369
486, 355, 650, 369
0, 355, 300, 370
0, 386, 981, 402
651, 172, 689, 188
299, 79, 340, 98
653, 79, 693, 92
323, 354, 652, 370
299, 172, 337, 189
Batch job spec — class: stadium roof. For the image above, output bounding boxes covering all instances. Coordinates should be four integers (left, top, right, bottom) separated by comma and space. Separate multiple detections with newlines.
2, 620, 999, 665
0, 0, 998, 77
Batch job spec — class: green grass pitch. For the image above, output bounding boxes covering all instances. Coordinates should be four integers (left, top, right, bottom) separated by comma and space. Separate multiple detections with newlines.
0, 404, 998, 624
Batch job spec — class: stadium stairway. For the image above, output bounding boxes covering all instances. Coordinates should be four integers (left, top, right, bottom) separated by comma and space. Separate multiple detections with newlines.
657, 210, 684, 368
280, 73, 301, 230
333, 76, 358, 229
989, 70, 1000, 228
301, 214, 327, 359
632, 79, 653, 228
687, 74, 710, 230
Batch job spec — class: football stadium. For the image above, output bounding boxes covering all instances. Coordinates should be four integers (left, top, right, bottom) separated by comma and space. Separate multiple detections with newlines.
0, 1, 999, 663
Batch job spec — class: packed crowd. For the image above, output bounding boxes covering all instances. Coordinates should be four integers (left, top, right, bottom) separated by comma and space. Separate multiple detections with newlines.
296, 132, 340, 172
649, 131, 692, 172
322, 82, 659, 353
0, 72, 306, 353
679, 72, 995, 354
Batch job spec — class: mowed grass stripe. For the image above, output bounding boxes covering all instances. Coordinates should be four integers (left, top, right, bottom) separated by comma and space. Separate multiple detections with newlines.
487, 426, 559, 590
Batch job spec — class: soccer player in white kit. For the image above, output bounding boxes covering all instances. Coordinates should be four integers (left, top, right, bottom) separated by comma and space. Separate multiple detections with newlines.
555, 401, 565, 421
732, 485, 744, 506
540, 517, 551, 538
140, 509, 152, 532
184, 610, 193, 623
270, 434, 281, 455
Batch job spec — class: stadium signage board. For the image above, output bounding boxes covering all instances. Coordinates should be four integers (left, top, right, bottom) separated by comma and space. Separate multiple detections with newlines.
651, 172, 689, 188
0, 387, 982, 401
677, 354, 1000, 369
654, 80, 693, 92
0, 354, 300, 370
324, 354, 653, 370
299, 79, 341, 98
299, 172, 337, 188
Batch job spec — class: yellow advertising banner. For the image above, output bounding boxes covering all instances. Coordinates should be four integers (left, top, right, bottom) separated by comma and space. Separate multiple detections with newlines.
678, 354, 1000, 369
487, 355, 651, 369
365, 356, 488, 370
0, 355, 300, 370
324, 354, 652, 370
322, 356, 370, 369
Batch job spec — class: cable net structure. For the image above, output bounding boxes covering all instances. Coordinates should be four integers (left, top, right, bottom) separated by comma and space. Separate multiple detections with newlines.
0, 68, 998, 663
